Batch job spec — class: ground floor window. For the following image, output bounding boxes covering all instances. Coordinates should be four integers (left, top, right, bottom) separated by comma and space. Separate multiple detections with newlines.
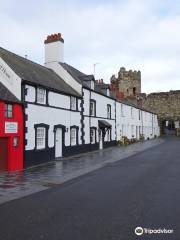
90, 128, 96, 144
70, 127, 77, 146
131, 125, 135, 138
107, 129, 111, 141
36, 127, 46, 149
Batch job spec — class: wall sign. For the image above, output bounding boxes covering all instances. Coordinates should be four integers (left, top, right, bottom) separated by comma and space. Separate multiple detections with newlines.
5, 122, 18, 133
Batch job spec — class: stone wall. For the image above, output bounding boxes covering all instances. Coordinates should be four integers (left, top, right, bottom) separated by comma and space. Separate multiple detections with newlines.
142, 90, 180, 134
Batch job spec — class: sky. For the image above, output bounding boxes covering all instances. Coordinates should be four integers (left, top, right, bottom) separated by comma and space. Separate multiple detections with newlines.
1, 0, 180, 93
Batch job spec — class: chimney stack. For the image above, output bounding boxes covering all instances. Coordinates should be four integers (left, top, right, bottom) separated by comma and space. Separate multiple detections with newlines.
44, 33, 64, 66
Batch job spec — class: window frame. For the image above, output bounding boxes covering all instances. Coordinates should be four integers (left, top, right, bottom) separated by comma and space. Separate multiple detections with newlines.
70, 96, 77, 111
34, 123, 49, 150
107, 104, 111, 119
107, 128, 112, 142
36, 87, 46, 104
90, 127, 97, 144
5, 103, 13, 118
90, 99, 96, 116
70, 126, 79, 146
121, 104, 124, 117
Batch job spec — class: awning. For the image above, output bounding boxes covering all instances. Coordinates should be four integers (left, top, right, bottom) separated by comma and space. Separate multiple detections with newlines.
98, 120, 112, 129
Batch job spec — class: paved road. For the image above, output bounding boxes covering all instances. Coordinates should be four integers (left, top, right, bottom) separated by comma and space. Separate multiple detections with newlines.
0, 137, 180, 240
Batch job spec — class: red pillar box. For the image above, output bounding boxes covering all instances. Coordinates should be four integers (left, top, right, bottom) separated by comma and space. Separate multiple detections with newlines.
0, 101, 24, 171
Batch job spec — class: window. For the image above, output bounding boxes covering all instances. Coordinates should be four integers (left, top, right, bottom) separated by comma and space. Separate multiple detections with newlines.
107, 129, 111, 141
107, 104, 111, 119
139, 110, 141, 120
131, 125, 134, 137
37, 88, 46, 104
90, 128, 96, 144
70, 97, 77, 110
70, 128, 77, 146
121, 104, 124, 116
131, 107, 134, 119
90, 100, 96, 116
5, 104, 13, 118
36, 127, 46, 149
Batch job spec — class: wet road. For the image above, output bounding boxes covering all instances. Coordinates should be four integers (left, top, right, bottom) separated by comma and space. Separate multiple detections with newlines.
0, 137, 180, 240
0, 138, 162, 204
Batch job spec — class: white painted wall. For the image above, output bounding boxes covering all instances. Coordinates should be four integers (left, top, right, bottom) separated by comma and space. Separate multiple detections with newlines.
116, 101, 160, 141
49, 91, 70, 109
25, 86, 81, 150
0, 57, 22, 100
83, 88, 116, 144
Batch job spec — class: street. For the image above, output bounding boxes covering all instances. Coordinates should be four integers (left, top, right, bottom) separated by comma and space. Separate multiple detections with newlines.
0, 136, 180, 240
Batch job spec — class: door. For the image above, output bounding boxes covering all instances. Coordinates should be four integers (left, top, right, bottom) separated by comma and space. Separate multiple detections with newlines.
0, 138, 8, 171
55, 128, 62, 158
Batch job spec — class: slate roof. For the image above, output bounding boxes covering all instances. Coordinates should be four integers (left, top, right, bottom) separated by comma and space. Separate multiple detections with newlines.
0, 47, 80, 97
0, 82, 20, 103
59, 62, 94, 87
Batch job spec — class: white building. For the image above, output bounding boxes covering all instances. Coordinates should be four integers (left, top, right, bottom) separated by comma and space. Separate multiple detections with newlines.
0, 33, 159, 167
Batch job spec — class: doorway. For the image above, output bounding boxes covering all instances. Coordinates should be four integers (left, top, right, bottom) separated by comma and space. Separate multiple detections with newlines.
55, 128, 63, 158
0, 138, 8, 171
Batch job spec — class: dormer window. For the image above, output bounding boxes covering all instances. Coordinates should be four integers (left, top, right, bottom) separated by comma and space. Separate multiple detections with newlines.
37, 88, 46, 104
70, 96, 77, 110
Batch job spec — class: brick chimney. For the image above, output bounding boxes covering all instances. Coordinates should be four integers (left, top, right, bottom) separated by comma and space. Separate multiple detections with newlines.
44, 33, 64, 65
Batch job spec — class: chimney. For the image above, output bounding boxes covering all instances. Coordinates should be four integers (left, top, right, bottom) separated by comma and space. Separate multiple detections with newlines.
44, 33, 64, 65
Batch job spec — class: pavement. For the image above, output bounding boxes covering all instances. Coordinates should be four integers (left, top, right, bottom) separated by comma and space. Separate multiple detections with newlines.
0, 138, 163, 205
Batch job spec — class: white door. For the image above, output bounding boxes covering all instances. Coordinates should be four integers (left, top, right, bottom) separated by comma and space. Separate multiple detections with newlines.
99, 130, 103, 150
55, 128, 62, 158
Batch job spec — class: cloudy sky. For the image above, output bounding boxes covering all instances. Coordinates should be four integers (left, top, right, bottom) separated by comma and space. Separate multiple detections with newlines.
1, 0, 180, 93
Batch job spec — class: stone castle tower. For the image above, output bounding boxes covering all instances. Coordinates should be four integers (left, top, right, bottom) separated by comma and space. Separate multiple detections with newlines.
110, 67, 141, 105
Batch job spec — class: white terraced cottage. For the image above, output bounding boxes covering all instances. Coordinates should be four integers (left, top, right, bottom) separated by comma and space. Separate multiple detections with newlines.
0, 33, 159, 168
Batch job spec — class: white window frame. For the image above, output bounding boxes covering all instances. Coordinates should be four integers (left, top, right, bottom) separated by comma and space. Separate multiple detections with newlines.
131, 107, 134, 119
121, 104, 124, 117
90, 128, 96, 144
70, 96, 77, 110
70, 128, 77, 146
107, 129, 111, 141
36, 127, 46, 149
107, 105, 111, 119
131, 125, 134, 137
90, 100, 96, 116
37, 88, 46, 104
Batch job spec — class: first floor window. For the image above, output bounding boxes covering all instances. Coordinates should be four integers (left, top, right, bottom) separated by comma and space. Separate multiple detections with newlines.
71, 96, 77, 110
37, 88, 46, 104
121, 104, 124, 117
70, 128, 77, 146
5, 104, 13, 118
90, 128, 96, 144
107, 104, 111, 119
90, 100, 96, 116
36, 127, 46, 149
